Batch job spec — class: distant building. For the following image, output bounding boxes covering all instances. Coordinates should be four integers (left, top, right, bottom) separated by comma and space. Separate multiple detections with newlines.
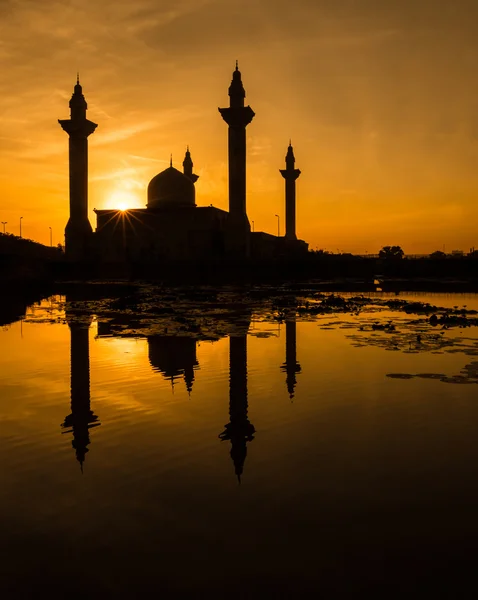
59, 65, 308, 263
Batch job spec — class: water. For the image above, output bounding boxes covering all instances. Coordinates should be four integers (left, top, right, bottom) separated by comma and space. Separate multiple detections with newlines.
1, 291, 478, 597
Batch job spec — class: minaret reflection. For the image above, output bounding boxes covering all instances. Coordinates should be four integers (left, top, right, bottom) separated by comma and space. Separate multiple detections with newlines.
219, 324, 255, 483
148, 336, 199, 393
280, 319, 301, 400
61, 314, 100, 471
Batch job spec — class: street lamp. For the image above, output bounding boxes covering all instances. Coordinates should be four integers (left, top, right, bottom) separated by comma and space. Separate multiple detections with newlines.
19, 216, 23, 238
1, 221, 7, 234
49, 227, 52, 247
274, 214, 280, 237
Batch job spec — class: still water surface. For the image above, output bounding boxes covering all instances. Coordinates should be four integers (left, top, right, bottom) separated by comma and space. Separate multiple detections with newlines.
1, 291, 478, 596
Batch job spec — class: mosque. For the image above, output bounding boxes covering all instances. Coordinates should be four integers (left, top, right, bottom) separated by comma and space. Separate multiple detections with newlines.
59, 64, 308, 263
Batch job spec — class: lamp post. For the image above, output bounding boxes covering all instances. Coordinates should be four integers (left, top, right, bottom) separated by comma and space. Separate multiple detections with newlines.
1, 221, 6, 234
19, 216, 23, 238
274, 214, 280, 237
49, 227, 52, 247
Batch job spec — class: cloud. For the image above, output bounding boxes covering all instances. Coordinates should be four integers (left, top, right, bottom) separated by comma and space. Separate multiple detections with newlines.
92, 121, 158, 146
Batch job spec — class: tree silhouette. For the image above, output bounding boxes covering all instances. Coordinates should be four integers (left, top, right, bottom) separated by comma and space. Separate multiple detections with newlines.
379, 246, 404, 260
430, 250, 446, 259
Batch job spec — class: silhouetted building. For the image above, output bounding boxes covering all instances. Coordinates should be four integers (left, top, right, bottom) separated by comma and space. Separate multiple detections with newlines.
280, 319, 301, 399
148, 336, 198, 393
280, 142, 301, 241
61, 314, 100, 471
219, 330, 255, 482
58, 76, 97, 260
59, 65, 308, 263
218, 62, 255, 259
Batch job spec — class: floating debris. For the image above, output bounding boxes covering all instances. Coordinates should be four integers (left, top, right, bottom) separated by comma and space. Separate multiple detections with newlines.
386, 361, 478, 385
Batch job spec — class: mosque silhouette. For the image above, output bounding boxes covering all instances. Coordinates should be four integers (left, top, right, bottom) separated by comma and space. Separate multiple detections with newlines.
62, 310, 301, 481
59, 64, 308, 263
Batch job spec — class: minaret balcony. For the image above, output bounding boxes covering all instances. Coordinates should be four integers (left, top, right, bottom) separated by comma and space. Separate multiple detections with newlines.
58, 118, 98, 137
218, 106, 255, 128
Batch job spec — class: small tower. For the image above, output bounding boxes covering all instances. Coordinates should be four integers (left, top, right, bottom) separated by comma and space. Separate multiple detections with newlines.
280, 142, 301, 241
182, 147, 199, 183
280, 319, 301, 399
59, 76, 98, 260
61, 312, 100, 472
219, 62, 255, 259
219, 329, 255, 483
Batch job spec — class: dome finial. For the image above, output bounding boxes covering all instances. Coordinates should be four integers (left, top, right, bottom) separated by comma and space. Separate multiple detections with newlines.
235, 60, 239, 71
77, 72, 80, 85
170, 154, 172, 167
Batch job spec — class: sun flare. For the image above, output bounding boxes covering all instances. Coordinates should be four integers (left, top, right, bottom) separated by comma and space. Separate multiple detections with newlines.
105, 189, 141, 211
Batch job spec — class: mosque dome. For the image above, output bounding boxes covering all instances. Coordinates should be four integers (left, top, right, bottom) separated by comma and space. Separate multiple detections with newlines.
147, 166, 196, 209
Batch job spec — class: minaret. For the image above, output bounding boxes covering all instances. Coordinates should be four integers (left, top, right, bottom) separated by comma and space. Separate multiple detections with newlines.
183, 147, 199, 183
219, 330, 255, 483
280, 319, 301, 399
59, 76, 98, 260
218, 62, 255, 258
61, 313, 100, 471
279, 142, 301, 241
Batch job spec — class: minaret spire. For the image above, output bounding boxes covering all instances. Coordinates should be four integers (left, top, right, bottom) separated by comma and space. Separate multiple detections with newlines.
59, 78, 98, 259
183, 146, 199, 183
219, 63, 255, 258
280, 141, 301, 241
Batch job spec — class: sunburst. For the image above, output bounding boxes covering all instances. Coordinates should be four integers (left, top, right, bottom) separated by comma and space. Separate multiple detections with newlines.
106, 189, 139, 211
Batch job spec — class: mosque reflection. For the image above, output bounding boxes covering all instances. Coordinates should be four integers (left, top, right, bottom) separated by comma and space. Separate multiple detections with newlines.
63, 306, 301, 480
61, 315, 100, 472
148, 336, 198, 394
219, 333, 255, 482
280, 320, 301, 400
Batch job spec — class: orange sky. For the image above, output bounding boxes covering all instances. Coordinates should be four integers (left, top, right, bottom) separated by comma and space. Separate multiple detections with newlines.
1, 0, 477, 253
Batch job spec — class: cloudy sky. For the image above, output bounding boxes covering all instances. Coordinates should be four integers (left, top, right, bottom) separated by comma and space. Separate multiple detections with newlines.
1, 0, 477, 252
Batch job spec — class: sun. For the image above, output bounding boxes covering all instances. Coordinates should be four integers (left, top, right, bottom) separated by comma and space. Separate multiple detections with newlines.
106, 189, 140, 211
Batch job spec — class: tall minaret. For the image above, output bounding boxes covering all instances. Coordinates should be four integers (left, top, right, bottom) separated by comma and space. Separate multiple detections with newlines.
218, 62, 255, 258
61, 312, 100, 472
280, 319, 301, 399
59, 76, 98, 260
183, 147, 199, 183
279, 142, 301, 240
219, 330, 255, 483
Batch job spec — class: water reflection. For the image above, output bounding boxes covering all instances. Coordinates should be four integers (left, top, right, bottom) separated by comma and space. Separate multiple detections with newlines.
59, 306, 306, 479
4, 292, 478, 594
280, 319, 301, 399
61, 313, 101, 472
219, 331, 255, 483
148, 336, 198, 393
